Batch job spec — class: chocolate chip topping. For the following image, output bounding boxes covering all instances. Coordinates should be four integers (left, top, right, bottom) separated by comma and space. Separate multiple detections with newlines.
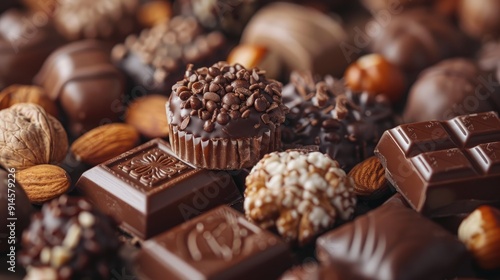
19, 196, 121, 280
281, 71, 394, 171
112, 16, 225, 86
170, 61, 288, 134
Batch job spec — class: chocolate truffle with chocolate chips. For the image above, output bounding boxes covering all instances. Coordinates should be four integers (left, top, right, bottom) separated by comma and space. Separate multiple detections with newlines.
112, 16, 228, 94
167, 61, 288, 170
0, 9, 66, 89
403, 58, 500, 123
281, 71, 394, 171
20, 196, 121, 280
52, 0, 139, 42
370, 9, 468, 79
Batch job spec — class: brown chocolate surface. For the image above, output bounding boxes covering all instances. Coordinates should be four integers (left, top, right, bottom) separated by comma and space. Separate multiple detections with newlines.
281, 72, 395, 171
136, 205, 293, 280
34, 40, 125, 137
375, 111, 500, 216
76, 138, 242, 240
316, 194, 468, 280
403, 58, 500, 123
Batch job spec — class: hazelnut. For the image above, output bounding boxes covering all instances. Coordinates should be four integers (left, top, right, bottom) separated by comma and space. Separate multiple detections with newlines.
344, 54, 406, 103
137, 0, 172, 28
227, 44, 281, 79
458, 205, 500, 270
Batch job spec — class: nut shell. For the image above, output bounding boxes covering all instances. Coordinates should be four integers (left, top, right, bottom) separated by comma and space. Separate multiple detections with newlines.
0, 103, 68, 170
17, 164, 70, 204
0, 85, 58, 117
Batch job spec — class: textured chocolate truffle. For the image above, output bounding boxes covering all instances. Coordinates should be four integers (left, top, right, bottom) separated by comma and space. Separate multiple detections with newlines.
53, 0, 139, 42
34, 40, 125, 137
403, 58, 500, 123
281, 71, 394, 171
167, 61, 288, 169
0, 9, 66, 89
112, 16, 228, 94
242, 2, 349, 78
458, 0, 500, 41
19, 196, 121, 280
370, 9, 467, 77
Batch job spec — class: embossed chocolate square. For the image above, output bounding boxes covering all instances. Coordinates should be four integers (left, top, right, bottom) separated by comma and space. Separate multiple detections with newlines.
76, 138, 242, 240
135, 206, 293, 280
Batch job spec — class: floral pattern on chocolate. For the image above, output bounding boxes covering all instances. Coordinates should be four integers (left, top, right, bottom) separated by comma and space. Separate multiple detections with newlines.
118, 148, 189, 187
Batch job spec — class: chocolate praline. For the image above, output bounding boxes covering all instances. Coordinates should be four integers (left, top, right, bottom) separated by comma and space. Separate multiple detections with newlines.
281, 71, 394, 171
0, 9, 66, 89
458, 0, 500, 41
370, 9, 468, 79
403, 58, 500, 123
112, 16, 228, 94
167, 61, 288, 169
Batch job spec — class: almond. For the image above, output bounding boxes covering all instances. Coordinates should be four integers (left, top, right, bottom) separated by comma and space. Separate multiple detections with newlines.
71, 123, 140, 166
17, 165, 70, 204
125, 94, 169, 139
458, 205, 500, 270
227, 44, 281, 79
348, 156, 390, 200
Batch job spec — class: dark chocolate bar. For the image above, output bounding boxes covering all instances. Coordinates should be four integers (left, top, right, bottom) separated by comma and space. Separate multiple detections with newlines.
135, 205, 293, 280
76, 138, 241, 240
316, 194, 467, 280
375, 111, 500, 216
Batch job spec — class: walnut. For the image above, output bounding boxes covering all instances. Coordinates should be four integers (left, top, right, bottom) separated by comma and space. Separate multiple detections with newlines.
0, 85, 58, 117
244, 150, 356, 246
0, 103, 68, 170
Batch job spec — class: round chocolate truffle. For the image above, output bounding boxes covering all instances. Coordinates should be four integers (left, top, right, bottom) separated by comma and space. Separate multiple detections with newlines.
403, 58, 500, 123
20, 196, 121, 280
167, 61, 288, 170
244, 150, 356, 246
370, 9, 467, 78
478, 41, 500, 82
281, 71, 394, 171
458, 0, 500, 41
112, 16, 227, 94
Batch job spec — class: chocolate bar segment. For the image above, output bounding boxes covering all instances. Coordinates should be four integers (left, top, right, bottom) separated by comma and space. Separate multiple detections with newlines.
76, 138, 241, 240
375, 111, 500, 215
316, 194, 467, 280
135, 206, 293, 280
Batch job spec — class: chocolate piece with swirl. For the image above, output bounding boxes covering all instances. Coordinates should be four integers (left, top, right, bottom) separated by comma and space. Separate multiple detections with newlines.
281, 71, 395, 171
316, 194, 468, 280
136, 205, 293, 280
76, 138, 241, 240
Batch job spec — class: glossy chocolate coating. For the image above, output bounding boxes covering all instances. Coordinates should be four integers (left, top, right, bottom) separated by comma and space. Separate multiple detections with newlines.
403, 59, 500, 123
34, 40, 125, 137
242, 2, 349, 78
316, 194, 467, 280
281, 72, 394, 171
0, 9, 65, 89
0, 169, 32, 253
136, 205, 293, 280
375, 112, 500, 216
76, 138, 241, 240
370, 9, 467, 77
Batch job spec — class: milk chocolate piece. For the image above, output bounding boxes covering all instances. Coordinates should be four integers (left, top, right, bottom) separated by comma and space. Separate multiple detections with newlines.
375, 111, 500, 216
316, 194, 467, 280
34, 40, 125, 137
370, 9, 467, 78
0, 9, 65, 89
135, 205, 293, 280
242, 2, 349, 78
76, 138, 241, 240
403, 59, 500, 123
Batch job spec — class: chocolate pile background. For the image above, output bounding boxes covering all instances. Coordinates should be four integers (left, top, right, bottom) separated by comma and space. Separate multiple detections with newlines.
0, 0, 500, 279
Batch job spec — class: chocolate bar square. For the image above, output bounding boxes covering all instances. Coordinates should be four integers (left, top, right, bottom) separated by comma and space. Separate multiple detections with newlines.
135, 206, 293, 280
76, 138, 241, 239
375, 111, 500, 215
